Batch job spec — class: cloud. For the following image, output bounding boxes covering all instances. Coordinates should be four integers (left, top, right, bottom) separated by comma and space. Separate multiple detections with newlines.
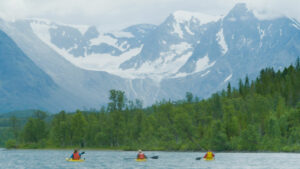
0, 0, 299, 31
243, 0, 300, 20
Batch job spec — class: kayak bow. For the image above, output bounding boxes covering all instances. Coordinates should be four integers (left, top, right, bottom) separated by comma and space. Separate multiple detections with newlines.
66, 158, 85, 162
136, 158, 147, 162
204, 158, 215, 161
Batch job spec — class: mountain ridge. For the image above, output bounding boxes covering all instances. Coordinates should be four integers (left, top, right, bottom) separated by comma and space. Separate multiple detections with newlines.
0, 3, 299, 112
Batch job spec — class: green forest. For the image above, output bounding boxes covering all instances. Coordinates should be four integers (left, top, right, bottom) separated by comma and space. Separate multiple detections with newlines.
1, 59, 300, 152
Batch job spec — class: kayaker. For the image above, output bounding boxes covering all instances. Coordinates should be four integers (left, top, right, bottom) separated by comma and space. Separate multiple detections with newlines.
70, 149, 85, 160
137, 149, 147, 159
203, 150, 215, 160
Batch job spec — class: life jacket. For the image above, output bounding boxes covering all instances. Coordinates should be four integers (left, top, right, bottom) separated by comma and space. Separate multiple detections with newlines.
205, 151, 214, 160
138, 153, 145, 159
73, 152, 80, 160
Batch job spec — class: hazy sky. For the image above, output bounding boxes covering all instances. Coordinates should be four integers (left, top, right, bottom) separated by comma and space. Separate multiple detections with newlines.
0, 0, 299, 31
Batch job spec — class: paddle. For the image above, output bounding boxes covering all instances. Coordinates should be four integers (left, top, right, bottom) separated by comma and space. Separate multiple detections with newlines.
81, 152, 85, 160
195, 157, 202, 160
124, 157, 136, 160
124, 156, 159, 160
196, 157, 216, 161
150, 156, 159, 159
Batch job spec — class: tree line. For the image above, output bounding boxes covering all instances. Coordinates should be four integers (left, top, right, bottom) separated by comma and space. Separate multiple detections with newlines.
4, 59, 300, 151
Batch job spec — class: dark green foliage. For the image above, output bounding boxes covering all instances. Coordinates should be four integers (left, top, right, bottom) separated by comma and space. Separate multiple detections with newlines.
50, 111, 71, 147
10, 116, 20, 140
240, 125, 259, 151
23, 117, 47, 143
108, 89, 126, 112
1, 62, 300, 151
185, 92, 193, 103
5, 139, 17, 149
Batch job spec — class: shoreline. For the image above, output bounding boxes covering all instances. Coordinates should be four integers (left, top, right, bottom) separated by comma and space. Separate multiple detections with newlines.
1, 147, 300, 153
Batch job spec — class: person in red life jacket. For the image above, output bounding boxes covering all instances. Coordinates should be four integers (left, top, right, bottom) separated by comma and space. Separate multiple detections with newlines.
137, 149, 147, 159
70, 149, 85, 160
203, 150, 215, 160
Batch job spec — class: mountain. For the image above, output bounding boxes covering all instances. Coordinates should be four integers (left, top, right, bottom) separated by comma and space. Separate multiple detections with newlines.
160, 3, 300, 99
0, 30, 82, 112
0, 19, 162, 113
0, 3, 299, 112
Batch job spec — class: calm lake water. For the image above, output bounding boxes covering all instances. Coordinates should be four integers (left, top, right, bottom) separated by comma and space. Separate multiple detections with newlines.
1, 149, 300, 169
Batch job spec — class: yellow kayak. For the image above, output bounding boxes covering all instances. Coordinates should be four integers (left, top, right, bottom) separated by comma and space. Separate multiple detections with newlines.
136, 158, 147, 162
66, 158, 85, 162
204, 158, 215, 161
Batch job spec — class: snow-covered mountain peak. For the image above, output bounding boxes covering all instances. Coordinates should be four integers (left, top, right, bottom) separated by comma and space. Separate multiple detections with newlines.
24, 3, 300, 85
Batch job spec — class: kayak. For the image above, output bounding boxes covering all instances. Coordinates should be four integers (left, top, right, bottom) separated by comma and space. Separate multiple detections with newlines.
204, 158, 215, 161
66, 158, 85, 162
136, 158, 147, 162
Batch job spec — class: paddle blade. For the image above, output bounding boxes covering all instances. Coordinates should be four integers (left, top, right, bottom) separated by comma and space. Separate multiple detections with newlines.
195, 157, 202, 160
124, 158, 135, 160
151, 156, 159, 159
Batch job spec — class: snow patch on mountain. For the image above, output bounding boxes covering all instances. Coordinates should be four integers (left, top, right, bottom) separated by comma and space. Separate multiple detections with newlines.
173, 55, 215, 78
257, 25, 265, 47
291, 19, 300, 30
170, 42, 191, 55
185, 25, 194, 35
293, 24, 300, 30
216, 28, 228, 55
89, 34, 127, 51
291, 18, 300, 30
257, 25, 265, 40
170, 11, 220, 38
171, 21, 184, 38
83, 47, 143, 72
224, 74, 232, 83
111, 31, 134, 38
201, 70, 210, 77
173, 72, 188, 78
194, 55, 215, 73
30, 20, 56, 43
227, 17, 237, 22
90, 34, 116, 46
129, 44, 193, 81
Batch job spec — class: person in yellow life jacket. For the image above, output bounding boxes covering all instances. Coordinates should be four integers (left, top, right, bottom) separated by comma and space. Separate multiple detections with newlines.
203, 150, 215, 160
70, 149, 85, 160
137, 149, 147, 159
